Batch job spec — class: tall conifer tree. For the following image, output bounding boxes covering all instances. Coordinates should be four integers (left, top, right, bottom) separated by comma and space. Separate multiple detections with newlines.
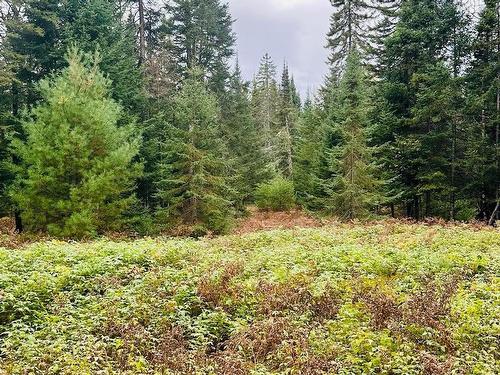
251, 53, 280, 170
322, 51, 381, 218
164, 0, 235, 95
155, 69, 232, 233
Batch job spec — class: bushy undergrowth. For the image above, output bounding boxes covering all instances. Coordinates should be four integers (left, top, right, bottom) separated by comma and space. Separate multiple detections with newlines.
255, 177, 296, 211
0, 223, 498, 374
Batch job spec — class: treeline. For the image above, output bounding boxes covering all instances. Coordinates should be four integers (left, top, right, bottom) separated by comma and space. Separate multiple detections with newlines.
0, 0, 498, 237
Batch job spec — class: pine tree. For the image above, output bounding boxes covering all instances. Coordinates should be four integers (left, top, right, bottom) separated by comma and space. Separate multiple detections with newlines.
251, 53, 280, 171
10, 49, 142, 237
164, 0, 235, 95
322, 51, 381, 219
155, 69, 232, 233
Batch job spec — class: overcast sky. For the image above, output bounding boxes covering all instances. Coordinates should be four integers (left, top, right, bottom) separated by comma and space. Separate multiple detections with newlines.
228, 0, 332, 97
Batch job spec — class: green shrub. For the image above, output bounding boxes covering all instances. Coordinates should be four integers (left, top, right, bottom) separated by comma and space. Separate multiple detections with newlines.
255, 177, 296, 211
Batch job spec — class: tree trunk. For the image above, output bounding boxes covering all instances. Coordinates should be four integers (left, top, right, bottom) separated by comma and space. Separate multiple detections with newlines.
14, 210, 23, 233
406, 201, 413, 218
414, 196, 420, 221
390, 203, 395, 218
425, 191, 431, 218
489, 200, 499, 226
138, 0, 146, 65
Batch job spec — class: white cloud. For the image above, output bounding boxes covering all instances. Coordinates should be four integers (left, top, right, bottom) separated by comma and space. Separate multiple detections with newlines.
228, 0, 331, 95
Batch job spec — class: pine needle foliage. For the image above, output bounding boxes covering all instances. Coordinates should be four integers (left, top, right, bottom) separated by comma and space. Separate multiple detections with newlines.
10, 48, 142, 237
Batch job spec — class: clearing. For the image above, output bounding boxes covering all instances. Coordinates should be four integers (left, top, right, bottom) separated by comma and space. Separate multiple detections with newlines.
0, 222, 499, 374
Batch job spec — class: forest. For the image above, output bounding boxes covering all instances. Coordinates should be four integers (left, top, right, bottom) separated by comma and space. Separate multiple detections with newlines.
1, 1, 499, 374
0, 0, 499, 237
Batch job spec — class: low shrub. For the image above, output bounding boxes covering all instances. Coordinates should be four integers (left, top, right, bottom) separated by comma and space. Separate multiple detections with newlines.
255, 177, 296, 211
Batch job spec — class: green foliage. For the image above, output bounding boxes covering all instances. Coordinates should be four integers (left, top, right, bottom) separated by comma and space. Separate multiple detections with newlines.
155, 69, 232, 233
293, 99, 326, 209
164, 0, 236, 94
251, 53, 281, 173
255, 177, 296, 211
221, 62, 273, 208
63, 0, 145, 111
276, 63, 299, 178
322, 51, 382, 219
0, 223, 498, 373
10, 49, 142, 238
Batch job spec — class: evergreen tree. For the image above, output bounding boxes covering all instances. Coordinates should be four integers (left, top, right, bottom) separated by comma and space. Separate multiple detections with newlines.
63, 0, 145, 112
294, 97, 326, 209
222, 61, 272, 207
465, 0, 499, 222
155, 69, 232, 233
327, 0, 395, 71
322, 51, 381, 219
2, 0, 64, 110
10, 49, 142, 237
378, 0, 470, 219
290, 76, 302, 110
276, 62, 299, 178
251, 53, 280, 171
164, 0, 235, 94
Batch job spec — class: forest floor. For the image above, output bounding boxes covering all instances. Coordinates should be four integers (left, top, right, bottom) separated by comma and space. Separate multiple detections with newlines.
0, 220, 498, 374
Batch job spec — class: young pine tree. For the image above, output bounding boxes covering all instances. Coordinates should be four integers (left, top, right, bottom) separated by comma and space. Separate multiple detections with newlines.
155, 69, 232, 233
323, 51, 382, 219
11, 49, 142, 237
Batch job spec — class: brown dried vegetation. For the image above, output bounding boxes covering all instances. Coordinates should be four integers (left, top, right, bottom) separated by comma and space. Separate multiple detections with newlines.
197, 261, 245, 310
257, 280, 340, 321
233, 208, 322, 234
357, 275, 461, 353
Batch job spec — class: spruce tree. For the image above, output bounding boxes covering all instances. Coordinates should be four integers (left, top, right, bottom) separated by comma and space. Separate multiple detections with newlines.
222, 61, 272, 207
378, 0, 470, 219
322, 51, 381, 219
164, 0, 235, 95
277, 62, 299, 178
465, 0, 499, 222
63, 0, 145, 112
294, 97, 326, 209
155, 69, 232, 233
326, 0, 385, 71
10, 49, 142, 237
251, 53, 280, 171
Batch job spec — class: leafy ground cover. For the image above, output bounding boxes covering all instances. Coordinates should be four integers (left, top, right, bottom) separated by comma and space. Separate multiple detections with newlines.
0, 222, 498, 374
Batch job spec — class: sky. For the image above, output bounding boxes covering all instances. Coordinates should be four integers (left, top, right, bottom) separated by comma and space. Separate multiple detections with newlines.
227, 0, 485, 98
228, 0, 332, 97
